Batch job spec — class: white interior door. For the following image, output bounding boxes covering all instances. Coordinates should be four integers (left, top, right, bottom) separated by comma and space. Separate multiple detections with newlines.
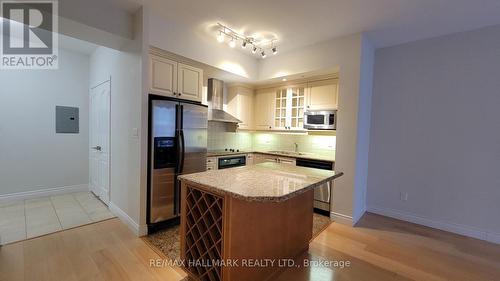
89, 80, 111, 205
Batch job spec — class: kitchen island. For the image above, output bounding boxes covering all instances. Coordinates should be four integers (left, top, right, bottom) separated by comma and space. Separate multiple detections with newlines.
178, 162, 343, 281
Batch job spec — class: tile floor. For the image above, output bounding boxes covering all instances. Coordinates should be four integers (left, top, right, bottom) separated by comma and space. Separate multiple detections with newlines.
0, 191, 115, 245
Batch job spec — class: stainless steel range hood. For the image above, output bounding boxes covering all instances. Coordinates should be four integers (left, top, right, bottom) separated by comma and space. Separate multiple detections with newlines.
207, 78, 242, 123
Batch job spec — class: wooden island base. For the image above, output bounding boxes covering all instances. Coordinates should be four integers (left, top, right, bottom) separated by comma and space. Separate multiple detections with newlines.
180, 181, 314, 281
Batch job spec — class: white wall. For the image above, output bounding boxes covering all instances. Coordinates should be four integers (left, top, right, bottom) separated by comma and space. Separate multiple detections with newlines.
259, 33, 374, 225
0, 48, 90, 196
89, 43, 143, 234
353, 37, 375, 222
367, 25, 500, 243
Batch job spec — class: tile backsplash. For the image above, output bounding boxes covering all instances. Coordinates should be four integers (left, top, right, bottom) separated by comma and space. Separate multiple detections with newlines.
207, 122, 253, 151
252, 133, 336, 159
207, 122, 336, 159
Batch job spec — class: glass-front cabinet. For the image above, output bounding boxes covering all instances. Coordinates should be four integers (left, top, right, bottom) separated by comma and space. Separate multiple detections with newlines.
274, 88, 287, 128
274, 85, 306, 130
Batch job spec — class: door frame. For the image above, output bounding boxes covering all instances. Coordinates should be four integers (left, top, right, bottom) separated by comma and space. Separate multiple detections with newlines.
89, 77, 112, 205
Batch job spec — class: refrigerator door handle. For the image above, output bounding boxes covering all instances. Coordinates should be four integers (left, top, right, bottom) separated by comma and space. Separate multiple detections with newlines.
179, 129, 185, 173
175, 130, 181, 173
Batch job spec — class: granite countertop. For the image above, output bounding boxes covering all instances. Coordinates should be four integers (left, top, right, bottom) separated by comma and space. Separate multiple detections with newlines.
253, 151, 335, 162
207, 150, 251, 157
207, 150, 335, 162
178, 162, 343, 202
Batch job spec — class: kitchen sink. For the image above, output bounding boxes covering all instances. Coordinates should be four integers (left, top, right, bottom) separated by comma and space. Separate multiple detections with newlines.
267, 150, 308, 156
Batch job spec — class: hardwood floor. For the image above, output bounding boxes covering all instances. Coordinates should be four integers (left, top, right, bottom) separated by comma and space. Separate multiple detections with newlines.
0, 219, 186, 281
275, 213, 500, 281
1, 213, 499, 281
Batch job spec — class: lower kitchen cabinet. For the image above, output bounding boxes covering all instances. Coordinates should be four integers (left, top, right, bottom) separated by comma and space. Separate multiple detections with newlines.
254, 154, 296, 165
277, 157, 296, 165
206, 157, 217, 171
246, 154, 254, 165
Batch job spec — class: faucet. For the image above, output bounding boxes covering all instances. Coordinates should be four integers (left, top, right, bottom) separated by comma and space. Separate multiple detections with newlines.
294, 142, 299, 153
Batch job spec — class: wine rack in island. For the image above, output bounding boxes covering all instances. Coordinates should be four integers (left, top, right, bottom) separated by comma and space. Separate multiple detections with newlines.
179, 181, 314, 281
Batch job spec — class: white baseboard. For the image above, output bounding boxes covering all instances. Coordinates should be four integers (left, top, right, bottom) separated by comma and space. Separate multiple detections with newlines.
0, 184, 89, 203
367, 205, 500, 245
487, 232, 500, 245
330, 211, 353, 226
108, 202, 147, 236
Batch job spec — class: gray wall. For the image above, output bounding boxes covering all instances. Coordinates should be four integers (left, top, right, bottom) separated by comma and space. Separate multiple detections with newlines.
0, 48, 90, 195
367, 25, 500, 242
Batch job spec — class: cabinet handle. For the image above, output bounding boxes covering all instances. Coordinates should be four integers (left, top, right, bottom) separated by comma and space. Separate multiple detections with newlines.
178, 92, 182, 96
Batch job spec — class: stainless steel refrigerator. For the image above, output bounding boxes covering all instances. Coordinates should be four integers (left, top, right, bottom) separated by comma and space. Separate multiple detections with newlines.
148, 98, 207, 228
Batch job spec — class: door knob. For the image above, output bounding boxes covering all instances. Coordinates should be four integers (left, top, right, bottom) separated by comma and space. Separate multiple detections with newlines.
92, 146, 102, 151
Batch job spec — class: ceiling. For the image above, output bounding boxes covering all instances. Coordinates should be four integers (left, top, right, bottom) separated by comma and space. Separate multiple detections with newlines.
129, 0, 500, 56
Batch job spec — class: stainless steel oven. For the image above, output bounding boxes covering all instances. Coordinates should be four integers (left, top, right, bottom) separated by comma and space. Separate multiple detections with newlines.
303, 109, 337, 130
218, 155, 246, 169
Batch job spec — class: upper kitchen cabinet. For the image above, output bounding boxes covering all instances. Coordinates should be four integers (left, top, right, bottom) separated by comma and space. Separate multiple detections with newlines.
150, 54, 177, 97
177, 63, 203, 102
254, 88, 275, 130
227, 85, 254, 130
149, 53, 203, 103
306, 79, 339, 110
273, 85, 307, 130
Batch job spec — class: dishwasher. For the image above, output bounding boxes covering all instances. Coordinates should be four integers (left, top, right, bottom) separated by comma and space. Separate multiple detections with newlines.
295, 158, 334, 214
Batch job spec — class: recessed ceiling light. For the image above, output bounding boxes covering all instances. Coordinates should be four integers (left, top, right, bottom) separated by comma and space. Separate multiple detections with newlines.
282, 78, 287, 81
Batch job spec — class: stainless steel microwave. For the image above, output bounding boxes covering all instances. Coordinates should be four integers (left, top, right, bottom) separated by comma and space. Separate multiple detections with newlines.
303, 110, 337, 130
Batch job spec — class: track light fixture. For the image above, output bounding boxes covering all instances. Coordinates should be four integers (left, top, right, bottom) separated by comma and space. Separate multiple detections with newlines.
215, 22, 278, 59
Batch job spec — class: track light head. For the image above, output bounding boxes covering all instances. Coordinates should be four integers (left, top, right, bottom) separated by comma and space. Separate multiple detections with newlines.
241, 41, 247, 49
228, 38, 236, 48
261, 51, 266, 58
272, 47, 278, 55
217, 31, 224, 43
252, 46, 257, 54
